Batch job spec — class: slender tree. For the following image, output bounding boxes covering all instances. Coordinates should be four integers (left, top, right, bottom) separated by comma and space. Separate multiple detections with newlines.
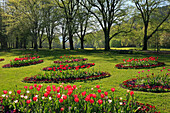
132, 0, 170, 50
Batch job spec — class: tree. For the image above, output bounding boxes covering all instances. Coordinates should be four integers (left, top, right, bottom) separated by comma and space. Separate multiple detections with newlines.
76, 1, 91, 49
133, 0, 170, 50
80, 0, 128, 51
55, 0, 79, 50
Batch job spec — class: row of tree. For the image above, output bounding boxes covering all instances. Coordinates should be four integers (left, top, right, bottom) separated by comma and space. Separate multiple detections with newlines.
0, 0, 169, 51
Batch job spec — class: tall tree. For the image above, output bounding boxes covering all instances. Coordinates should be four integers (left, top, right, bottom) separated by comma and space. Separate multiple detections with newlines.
80, 0, 128, 51
55, 0, 79, 50
132, 0, 170, 50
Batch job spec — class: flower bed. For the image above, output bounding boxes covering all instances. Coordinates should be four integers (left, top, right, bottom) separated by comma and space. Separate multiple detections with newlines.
54, 55, 88, 64
115, 56, 165, 69
2, 55, 43, 68
54, 55, 88, 63
121, 68, 170, 92
23, 69, 110, 83
0, 85, 160, 113
43, 62, 95, 71
0, 59, 4, 61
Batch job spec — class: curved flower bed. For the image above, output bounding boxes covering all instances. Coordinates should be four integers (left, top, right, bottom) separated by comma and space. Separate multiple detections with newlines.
0, 59, 4, 61
54, 58, 88, 63
121, 68, 170, 92
0, 85, 160, 113
54, 55, 88, 64
43, 63, 95, 71
115, 56, 165, 69
23, 70, 110, 83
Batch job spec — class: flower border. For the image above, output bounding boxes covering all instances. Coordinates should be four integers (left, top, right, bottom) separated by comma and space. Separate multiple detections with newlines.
2, 60, 44, 68
54, 58, 88, 63
115, 62, 165, 69
23, 72, 111, 83
120, 78, 170, 92
0, 59, 4, 61
43, 63, 95, 71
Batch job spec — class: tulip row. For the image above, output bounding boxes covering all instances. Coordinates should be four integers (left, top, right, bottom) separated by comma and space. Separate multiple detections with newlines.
0, 84, 160, 113
23, 69, 110, 83
115, 56, 165, 69
43, 62, 95, 71
121, 68, 170, 92
0, 59, 4, 61
2, 59, 43, 68
54, 58, 88, 64
18, 53, 39, 58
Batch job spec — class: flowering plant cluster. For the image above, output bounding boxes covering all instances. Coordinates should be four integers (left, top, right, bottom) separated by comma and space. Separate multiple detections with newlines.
23, 69, 110, 83
2, 55, 43, 68
0, 85, 160, 113
54, 55, 88, 63
115, 56, 165, 69
121, 68, 170, 92
43, 61, 95, 71
0, 59, 4, 61
19, 53, 39, 58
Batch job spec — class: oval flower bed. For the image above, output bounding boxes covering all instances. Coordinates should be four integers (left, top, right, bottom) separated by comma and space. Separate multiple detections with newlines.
54, 55, 88, 63
0, 85, 160, 112
115, 56, 165, 69
121, 68, 170, 92
0, 59, 4, 61
23, 69, 110, 83
43, 62, 95, 71
2, 56, 43, 68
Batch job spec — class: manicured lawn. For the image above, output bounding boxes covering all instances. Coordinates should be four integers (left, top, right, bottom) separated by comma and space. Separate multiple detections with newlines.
0, 49, 169, 112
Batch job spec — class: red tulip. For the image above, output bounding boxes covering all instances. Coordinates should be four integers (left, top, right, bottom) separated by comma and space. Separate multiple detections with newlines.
34, 84, 37, 88
26, 100, 31, 104
3, 90, 7, 94
90, 99, 94, 104
57, 94, 61, 98
24, 86, 28, 89
37, 87, 40, 91
104, 91, 108, 96
17, 90, 21, 94
93, 94, 96, 98
111, 88, 115, 92
98, 99, 103, 104
29, 86, 33, 89
44, 93, 48, 97
59, 99, 63, 103
73, 85, 77, 89
96, 85, 100, 89
33, 97, 37, 101
98, 89, 101, 93
63, 95, 67, 100
82, 91, 86, 96
74, 98, 79, 102
60, 107, 64, 111
101, 94, 104, 98
130, 91, 134, 96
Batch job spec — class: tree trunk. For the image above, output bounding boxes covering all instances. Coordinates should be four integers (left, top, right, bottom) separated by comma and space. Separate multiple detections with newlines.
104, 31, 110, 51
33, 37, 38, 52
62, 36, 66, 49
81, 38, 84, 49
142, 24, 148, 50
39, 38, 42, 48
24, 38, 27, 49
48, 40, 52, 49
31, 40, 34, 48
69, 33, 74, 50
16, 37, 19, 48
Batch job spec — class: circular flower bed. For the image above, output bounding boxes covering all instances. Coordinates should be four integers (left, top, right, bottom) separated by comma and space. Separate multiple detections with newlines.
43, 63, 95, 71
0, 59, 4, 61
0, 85, 160, 113
23, 70, 110, 83
121, 68, 170, 92
54, 55, 88, 64
115, 56, 165, 69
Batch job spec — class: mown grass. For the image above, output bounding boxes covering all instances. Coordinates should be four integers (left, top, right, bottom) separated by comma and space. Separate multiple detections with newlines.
0, 48, 170, 113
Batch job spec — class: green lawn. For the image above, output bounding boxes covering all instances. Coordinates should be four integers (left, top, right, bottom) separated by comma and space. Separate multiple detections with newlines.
0, 49, 169, 113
